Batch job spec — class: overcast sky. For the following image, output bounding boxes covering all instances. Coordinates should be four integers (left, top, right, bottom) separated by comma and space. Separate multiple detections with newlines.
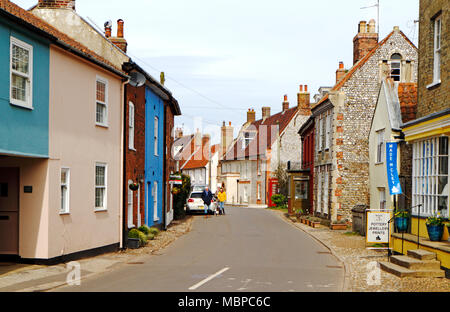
13, 0, 419, 143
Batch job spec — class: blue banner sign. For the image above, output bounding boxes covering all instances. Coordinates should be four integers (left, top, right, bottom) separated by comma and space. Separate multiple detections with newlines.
386, 142, 403, 195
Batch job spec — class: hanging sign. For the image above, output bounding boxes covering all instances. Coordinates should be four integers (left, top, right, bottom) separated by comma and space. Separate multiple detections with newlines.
169, 175, 182, 185
386, 142, 402, 195
366, 210, 392, 245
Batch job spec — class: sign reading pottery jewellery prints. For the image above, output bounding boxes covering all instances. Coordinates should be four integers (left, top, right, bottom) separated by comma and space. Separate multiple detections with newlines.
366, 210, 392, 247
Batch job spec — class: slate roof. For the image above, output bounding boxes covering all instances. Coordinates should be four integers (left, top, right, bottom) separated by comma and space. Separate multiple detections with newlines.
0, 0, 126, 77
224, 107, 298, 160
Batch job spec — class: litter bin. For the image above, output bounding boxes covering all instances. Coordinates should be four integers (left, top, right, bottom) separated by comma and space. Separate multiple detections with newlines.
352, 205, 369, 236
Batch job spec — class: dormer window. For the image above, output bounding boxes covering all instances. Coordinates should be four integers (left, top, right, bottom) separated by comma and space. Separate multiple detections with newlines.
390, 53, 402, 82
242, 131, 256, 149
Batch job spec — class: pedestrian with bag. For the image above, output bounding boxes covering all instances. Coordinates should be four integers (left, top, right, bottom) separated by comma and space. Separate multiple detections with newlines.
217, 187, 227, 215
201, 187, 213, 218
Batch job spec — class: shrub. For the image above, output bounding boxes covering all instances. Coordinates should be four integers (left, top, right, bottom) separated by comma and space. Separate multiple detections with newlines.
138, 225, 151, 235
271, 194, 287, 208
149, 227, 160, 236
147, 233, 155, 241
138, 230, 148, 246
128, 229, 141, 239
174, 173, 191, 220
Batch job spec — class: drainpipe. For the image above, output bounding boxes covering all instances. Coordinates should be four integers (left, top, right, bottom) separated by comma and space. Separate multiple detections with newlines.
121, 78, 129, 250
162, 103, 167, 230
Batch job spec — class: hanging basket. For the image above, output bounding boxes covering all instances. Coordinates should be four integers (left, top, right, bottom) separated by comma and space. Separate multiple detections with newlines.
172, 187, 181, 195
129, 183, 140, 191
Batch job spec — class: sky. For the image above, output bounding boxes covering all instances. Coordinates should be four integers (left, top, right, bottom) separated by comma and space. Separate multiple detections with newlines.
12, 0, 420, 143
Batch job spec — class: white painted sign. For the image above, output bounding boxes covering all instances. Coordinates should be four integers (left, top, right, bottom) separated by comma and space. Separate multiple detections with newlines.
366, 211, 392, 244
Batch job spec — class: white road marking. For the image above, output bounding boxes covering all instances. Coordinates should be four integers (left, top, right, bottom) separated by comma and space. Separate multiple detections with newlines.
189, 267, 230, 290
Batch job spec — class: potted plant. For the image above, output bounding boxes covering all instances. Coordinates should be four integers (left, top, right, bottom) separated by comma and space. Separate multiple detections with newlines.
426, 214, 446, 242
310, 217, 321, 228
394, 210, 410, 233
129, 182, 139, 191
127, 229, 141, 249
331, 219, 348, 231
172, 187, 181, 195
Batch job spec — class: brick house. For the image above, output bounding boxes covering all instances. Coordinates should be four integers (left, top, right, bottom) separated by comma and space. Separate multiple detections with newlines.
312, 20, 418, 222
399, 0, 449, 266
221, 88, 311, 206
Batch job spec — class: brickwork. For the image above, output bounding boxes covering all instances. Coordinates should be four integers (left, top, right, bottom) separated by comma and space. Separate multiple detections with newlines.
37, 0, 75, 9
417, 0, 449, 117
165, 102, 176, 215
124, 85, 146, 228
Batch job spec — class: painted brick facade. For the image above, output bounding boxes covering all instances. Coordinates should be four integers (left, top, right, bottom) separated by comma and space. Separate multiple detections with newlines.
417, 0, 449, 117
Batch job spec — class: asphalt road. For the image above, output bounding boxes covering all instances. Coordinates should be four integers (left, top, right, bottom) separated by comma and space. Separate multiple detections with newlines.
56, 207, 344, 292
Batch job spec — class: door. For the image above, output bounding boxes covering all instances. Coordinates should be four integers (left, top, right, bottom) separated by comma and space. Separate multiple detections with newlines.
0, 168, 19, 255
293, 179, 309, 213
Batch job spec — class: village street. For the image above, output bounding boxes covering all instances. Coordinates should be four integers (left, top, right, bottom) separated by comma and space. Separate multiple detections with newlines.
55, 207, 344, 292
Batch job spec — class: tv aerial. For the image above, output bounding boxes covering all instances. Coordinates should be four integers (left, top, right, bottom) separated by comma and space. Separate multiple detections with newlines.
128, 71, 146, 88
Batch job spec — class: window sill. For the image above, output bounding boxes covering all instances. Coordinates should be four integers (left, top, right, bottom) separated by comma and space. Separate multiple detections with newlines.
10, 101, 33, 110
426, 80, 441, 89
95, 208, 108, 212
96, 123, 109, 129
129, 148, 137, 152
153, 217, 160, 222
375, 162, 384, 166
59, 211, 70, 216
128, 224, 135, 229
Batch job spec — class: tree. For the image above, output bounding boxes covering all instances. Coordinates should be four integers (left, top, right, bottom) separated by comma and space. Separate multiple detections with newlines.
173, 173, 191, 220
274, 164, 289, 197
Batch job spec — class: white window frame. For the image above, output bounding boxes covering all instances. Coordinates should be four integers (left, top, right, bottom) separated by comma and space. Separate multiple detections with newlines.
379, 188, 387, 210
127, 180, 135, 229
154, 116, 159, 156
390, 54, 402, 82
432, 15, 442, 85
95, 77, 109, 127
153, 181, 159, 221
10, 37, 33, 109
376, 129, 385, 164
412, 136, 449, 218
95, 163, 108, 211
129, 102, 135, 150
257, 183, 261, 201
323, 169, 329, 214
325, 113, 331, 150
60, 168, 70, 214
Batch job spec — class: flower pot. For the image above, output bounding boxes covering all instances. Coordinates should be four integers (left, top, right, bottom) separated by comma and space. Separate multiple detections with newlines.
331, 224, 347, 231
311, 222, 320, 228
426, 224, 444, 242
395, 217, 409, 233
127, 238, 140, 249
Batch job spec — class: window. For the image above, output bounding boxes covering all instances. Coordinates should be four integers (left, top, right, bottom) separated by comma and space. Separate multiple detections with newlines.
317, 169, 322, 213
96, 78, 108, 126
376, 130, 385, 163
379, 188, 386, 210
257, 159, 262, 176
390, 53, 402, 82
153, 182, 159, 221
432, 15, 442, 84
323, 170, 329, 214
10, 37, 33, 109
325, 113, 331, 150
319, 116, 324, 151
412, 136, 449, 218
127, 180, 134, 228
154, 117, 159, 156
60, 168, 70, 213
95, 164, 107, 210
129, 102, 135, 150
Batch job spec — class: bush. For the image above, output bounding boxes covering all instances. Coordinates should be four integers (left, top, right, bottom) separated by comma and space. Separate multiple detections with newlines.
128, 229, 141, 239
174, 173, 191, 220
138, 225, 151, 235
147, 233, 155, 241
138, 230, 148, 246
271, 194, 287, 208
149, 227, 160, 236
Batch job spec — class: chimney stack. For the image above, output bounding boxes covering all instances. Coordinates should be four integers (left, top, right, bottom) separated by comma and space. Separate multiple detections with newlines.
37, 0, 75, 10
111, 19, 128, 53
297, 84, 311, 116
262, 107, 271, 120
104, 22, 112, 38
336, 61, 346, 83
247, 109, 256, 124
221, 121, 234, 157
282, 95, 289, 112
353, 19, 378, 65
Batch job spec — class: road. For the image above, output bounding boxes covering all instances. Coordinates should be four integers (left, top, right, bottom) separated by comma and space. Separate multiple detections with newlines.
56, 207, 344, 292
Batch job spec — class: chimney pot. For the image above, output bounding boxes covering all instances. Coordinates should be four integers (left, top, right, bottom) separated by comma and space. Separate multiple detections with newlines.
117, 19, 124, 38
305, 85, 308, 92
299, 85, 303, 92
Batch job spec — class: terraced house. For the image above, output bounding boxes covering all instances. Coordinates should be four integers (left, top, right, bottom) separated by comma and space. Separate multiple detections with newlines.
0, 0, 126, 262
312, 20, 418, 222
397, 0, 449, 271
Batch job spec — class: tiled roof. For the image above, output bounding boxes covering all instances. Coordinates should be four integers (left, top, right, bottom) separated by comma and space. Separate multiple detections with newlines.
0, 0, 125, 76
225, 107, 298, 160
398, 83, 417, 124
312, 30, 416, 110
182, 144, 219, 170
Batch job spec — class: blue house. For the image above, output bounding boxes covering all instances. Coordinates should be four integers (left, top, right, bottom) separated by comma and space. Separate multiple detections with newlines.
145, 87, 165, 227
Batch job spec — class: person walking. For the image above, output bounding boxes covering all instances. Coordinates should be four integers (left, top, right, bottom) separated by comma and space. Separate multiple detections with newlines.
217, 188, 226, 215
201, 187, 213, 218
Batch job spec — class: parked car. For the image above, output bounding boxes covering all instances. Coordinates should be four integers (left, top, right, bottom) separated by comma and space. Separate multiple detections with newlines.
186, 186, 217, 214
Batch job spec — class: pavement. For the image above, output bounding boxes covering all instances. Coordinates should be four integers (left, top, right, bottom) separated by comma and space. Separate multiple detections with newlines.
54, 207, 344, 292
0, 207, 344, 292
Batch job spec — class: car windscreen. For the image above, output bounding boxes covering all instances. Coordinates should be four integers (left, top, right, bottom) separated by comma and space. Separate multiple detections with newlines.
192, 186, 205, 192
190, 193, 202, 199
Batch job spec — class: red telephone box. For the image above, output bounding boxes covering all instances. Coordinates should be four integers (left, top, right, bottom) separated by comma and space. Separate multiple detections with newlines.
268, 178, 279, 207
